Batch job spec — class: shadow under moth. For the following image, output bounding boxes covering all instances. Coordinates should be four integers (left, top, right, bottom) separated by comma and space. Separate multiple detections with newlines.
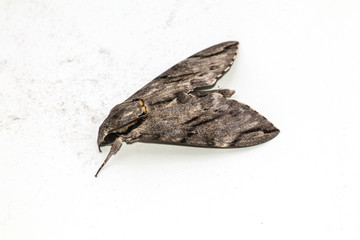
95, 41, 279, 177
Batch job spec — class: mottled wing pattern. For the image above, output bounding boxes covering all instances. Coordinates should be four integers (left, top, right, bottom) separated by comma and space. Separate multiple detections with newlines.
95, 41, 279, 177
127, 91, 279, 147
127, 41, 239, 105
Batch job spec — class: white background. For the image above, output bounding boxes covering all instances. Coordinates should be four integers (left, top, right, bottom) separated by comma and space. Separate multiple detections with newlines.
1, 0, 359, 239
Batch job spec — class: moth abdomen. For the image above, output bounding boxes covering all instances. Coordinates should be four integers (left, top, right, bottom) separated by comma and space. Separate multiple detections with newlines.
191, 89, 235, 98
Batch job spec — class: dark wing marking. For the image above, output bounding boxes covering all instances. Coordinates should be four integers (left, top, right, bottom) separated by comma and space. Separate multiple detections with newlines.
127, 41, 239, 105
125, 91, 279, 148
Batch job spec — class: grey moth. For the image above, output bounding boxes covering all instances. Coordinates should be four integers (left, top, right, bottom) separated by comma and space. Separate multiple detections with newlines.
95, 41, 279, 177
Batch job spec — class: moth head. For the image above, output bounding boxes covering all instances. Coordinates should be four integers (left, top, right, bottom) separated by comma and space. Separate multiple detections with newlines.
97, 99, 147, 150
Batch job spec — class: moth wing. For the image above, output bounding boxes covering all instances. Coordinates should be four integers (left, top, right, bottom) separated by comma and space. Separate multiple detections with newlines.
127, 41, 239, 105
129, 90, 279, 148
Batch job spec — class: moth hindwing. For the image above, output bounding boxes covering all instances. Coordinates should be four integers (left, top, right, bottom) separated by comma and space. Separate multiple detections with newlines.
95, 41, 279, 177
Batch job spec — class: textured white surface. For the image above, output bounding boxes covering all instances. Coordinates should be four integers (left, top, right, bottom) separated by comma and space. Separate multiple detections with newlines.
1, 0, 360, 239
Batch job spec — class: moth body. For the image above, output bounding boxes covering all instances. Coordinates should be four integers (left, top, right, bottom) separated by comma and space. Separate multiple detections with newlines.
95, 41, 279, 177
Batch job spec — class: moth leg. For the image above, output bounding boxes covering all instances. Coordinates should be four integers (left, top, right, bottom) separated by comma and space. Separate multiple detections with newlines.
95, 138, 122, 177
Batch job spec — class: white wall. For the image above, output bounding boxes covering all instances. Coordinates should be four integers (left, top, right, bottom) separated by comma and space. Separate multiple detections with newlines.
1, 0, 359, 239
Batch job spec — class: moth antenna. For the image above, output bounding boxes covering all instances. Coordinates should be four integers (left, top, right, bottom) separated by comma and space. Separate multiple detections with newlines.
95, 151, 112, 177
95, 138, 122, 177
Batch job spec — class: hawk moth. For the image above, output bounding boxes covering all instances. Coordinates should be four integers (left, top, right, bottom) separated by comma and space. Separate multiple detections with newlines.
95, 41, 279, 177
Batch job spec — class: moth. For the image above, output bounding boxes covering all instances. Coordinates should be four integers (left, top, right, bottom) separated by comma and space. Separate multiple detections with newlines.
95, 41, 279, 177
